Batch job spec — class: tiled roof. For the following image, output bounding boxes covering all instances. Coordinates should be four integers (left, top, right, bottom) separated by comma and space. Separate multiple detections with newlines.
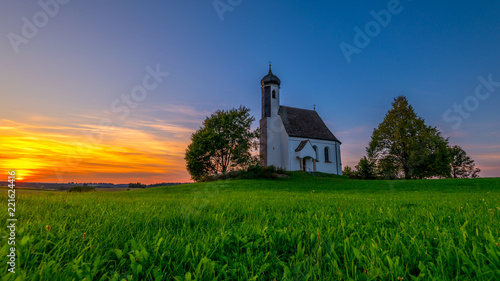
295, 140, 310, 152
279, 106, 341, 143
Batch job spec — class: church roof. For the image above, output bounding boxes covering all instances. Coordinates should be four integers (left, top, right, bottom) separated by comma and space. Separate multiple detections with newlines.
295, 140, 310, 152
278, 106, 341, 143
261, 65, 281, 86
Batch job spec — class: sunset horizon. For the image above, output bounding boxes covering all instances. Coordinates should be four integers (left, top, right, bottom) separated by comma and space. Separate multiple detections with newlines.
2, 0, 499, 184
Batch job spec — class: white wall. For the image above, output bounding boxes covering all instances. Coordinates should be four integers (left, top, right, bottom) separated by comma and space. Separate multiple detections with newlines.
280, 122, 289, 169
266, 115, 288, 169
335, 141, 342, 175
270, 84, 280, 116
288, 137, 342, 174
265, 83, 290, 169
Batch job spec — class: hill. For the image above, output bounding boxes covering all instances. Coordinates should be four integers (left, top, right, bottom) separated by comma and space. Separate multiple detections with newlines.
2, 173, 499, 280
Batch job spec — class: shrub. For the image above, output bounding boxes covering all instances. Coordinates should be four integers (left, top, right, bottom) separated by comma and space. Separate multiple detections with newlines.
343, 166, 357, 179
68, 186, 96, 193
129, 182, 147, 188
276, 167, 287, 175
240, 165, 281, 179
200, 164, 288, 182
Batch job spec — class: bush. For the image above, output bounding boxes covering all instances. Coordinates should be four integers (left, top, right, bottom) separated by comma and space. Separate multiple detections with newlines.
68, 186, 96, 193
129, 182, 147, 188
342, 166, 357, 179
240, 164, 278, 179
276, 167, 287, 175
200, 165, 288, 182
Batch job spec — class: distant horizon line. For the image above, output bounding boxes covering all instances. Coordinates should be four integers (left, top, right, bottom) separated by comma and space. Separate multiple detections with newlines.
0, 181, 191, 185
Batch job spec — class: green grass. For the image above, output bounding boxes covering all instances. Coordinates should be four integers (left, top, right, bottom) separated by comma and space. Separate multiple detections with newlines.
1, 173, 500, 280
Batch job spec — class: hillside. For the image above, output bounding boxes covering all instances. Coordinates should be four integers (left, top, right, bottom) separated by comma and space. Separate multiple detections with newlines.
2, 173, 500, 280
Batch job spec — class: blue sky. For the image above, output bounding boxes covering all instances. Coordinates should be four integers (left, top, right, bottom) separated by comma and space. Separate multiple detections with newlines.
1, 0, 499, 182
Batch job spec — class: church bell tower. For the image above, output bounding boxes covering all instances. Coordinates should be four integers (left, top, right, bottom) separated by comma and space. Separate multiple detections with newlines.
260, 64, 281, 167
261, 64, 281, 119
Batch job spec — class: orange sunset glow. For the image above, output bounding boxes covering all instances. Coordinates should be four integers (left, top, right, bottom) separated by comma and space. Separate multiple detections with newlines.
0, 116, 194, 184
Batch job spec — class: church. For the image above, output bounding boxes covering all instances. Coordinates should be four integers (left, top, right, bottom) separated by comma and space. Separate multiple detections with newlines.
259, 65, 342, 174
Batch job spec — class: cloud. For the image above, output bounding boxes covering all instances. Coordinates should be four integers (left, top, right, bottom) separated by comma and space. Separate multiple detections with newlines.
0, 117, 194, 183
336, 125, 372, 138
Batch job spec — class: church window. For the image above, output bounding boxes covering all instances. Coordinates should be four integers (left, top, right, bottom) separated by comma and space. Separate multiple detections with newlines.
313, 145, 318, 160
272, 90, 276, 99
324, 147, 330, 162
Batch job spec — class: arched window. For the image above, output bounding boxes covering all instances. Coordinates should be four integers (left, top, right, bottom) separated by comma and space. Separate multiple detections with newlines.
272, 90, 276, 99
324, 147, 330, 162
313, 145, 318, 161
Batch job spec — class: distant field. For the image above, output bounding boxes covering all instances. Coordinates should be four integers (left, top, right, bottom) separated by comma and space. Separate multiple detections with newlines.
0, 186, 58, 194
1, 173, 499, 280
0, 186, 142, 193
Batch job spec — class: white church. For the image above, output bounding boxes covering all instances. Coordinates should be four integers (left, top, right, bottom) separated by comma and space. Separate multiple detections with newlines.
259, 65, 342, 175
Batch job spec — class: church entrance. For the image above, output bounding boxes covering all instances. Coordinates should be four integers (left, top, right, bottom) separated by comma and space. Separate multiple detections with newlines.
300, 157, 316, 172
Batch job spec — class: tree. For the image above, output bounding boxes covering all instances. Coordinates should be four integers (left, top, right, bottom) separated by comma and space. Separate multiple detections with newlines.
68, 185, 95, 193
185, 106, 259, 181
367, 96, 451, 179
355, 156, 376, 179
407, 126, 451, 179
342, 165, 356, 179
449, 145, 481, 178
376, 155, 399, 180
129, 182, 146, 188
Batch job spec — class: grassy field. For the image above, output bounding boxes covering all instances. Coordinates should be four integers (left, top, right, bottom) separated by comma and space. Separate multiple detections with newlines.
1, 173, 499, 280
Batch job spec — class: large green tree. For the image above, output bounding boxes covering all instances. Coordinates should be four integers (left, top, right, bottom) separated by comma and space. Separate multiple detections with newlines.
449, 145, 481, 178
367, 96, 451, 179
185, 106, 259, 181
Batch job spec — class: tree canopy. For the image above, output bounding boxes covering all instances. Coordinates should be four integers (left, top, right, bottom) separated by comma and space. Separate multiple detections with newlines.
185, 106, 259, 181
367, 96, 451, 179
449, 145, 481, 178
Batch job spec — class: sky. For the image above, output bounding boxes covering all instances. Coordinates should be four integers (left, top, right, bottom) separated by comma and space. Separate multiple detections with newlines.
1, 0, 499, 184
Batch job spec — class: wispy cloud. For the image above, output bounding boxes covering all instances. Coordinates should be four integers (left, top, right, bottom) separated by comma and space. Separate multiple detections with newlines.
0, 117, 194, 183
336, 125, 372, 139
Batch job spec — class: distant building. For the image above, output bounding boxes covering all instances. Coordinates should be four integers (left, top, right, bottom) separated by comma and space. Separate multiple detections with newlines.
259, 65, 342, 174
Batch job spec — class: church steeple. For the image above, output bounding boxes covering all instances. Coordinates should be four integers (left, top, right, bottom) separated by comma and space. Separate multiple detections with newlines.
261, 64, 281, 119
261, 63, 281, 87
260, 63, 282, 168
